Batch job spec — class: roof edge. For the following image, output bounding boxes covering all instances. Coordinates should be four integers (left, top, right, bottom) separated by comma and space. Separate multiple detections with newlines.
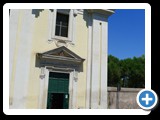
87, 9, 115, 16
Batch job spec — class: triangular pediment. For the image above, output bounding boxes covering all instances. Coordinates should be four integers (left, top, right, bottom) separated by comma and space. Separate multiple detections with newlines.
37, 46, 85, 63
44, 48, 75, 58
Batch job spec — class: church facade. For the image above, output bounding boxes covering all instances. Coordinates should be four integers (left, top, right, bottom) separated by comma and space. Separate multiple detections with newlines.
9, 9, 115, 109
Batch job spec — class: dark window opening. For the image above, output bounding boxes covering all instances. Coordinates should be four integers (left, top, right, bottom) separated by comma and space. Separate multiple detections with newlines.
49, 72, 69, 79
55, 12, 69, 37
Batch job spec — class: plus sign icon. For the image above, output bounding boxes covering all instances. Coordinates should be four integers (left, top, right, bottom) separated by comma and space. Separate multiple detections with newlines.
137, 89, 158, 110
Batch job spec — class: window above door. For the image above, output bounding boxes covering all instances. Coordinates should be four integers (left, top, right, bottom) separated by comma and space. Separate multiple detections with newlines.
49, 9, 77, 43
55, 12, 69, 37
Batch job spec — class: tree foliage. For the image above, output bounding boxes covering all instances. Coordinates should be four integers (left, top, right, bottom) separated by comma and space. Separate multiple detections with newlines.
108, 55, 121, 87
108, 54, 145, 88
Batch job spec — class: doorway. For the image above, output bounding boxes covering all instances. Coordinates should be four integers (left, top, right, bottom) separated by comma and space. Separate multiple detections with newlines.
47, 72, 69, 109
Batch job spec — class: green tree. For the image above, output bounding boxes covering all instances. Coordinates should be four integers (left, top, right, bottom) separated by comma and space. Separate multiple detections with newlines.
120, 58, 130, 87
127, 55, 145, 88
108, 54, 145, 88
108, 55, 121, 87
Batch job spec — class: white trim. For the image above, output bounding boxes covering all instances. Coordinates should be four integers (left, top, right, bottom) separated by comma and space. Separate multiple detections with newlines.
86, 13, 92, 109
91, 14, 101, 108
47, 9, 54, 43
68, 9, 73, 40
100, 20, 108, 108
38, 67, 46, 109
72, 71, 78, 108
69, 71, 73, 108
39, 67, 77, 109
51, 9, 57, 39
72, 11, 76, 45
43, 68, 49, 109
38, 67, 49, 109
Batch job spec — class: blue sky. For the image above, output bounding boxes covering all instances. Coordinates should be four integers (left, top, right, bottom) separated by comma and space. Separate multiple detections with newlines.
108, 9, 145, 60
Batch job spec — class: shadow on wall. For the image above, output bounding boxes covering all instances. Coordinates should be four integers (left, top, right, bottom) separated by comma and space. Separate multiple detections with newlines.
32, 9, 53, 18
83, 10, 89, 28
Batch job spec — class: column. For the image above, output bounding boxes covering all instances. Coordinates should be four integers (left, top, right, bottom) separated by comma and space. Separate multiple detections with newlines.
90, 12, 110, 109
11, 9, 34, 108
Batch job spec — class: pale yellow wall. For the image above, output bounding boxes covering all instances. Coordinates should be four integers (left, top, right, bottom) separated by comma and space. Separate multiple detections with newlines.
24, 10, 89, 108
26, 10, 52, 108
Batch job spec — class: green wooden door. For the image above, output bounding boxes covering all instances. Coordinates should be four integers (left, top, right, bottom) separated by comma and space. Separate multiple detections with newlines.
47, 73, 69, 109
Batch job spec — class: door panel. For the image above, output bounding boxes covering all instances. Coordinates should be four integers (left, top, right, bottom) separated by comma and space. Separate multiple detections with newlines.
48, 78, 69, 93
47, 72, 69, 109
